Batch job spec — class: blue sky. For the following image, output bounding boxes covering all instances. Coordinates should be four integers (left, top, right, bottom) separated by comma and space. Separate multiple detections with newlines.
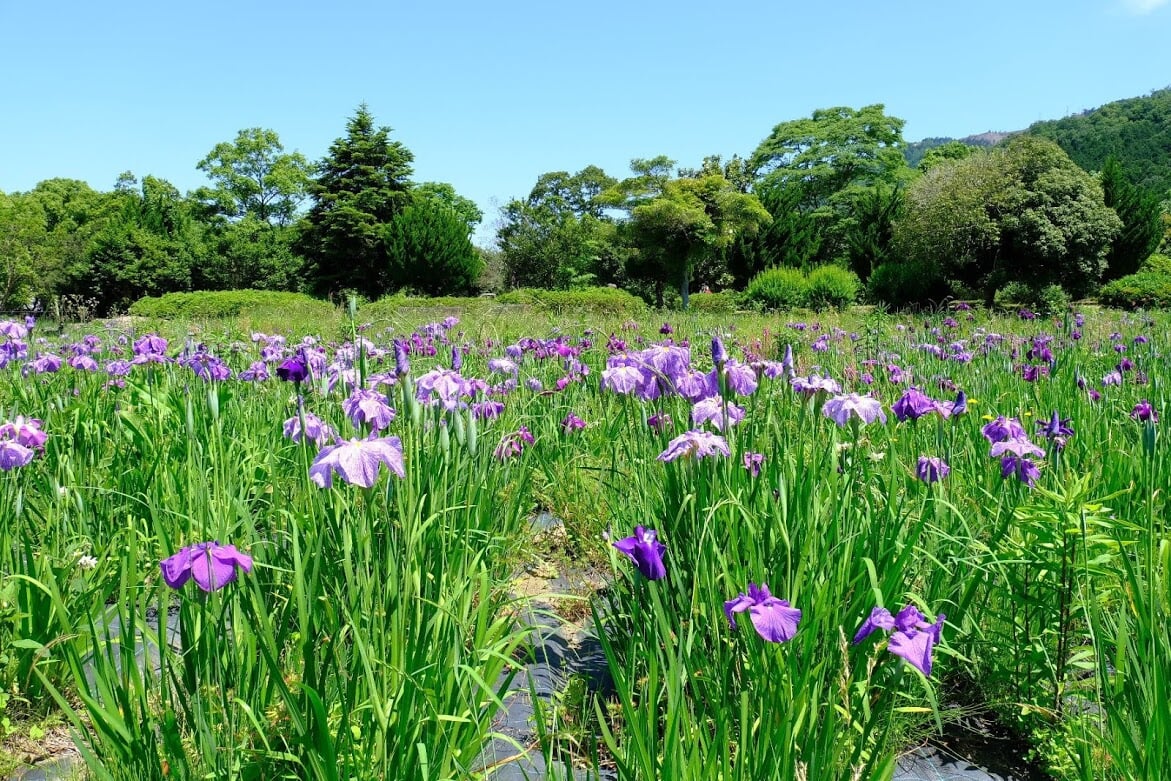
1, 0, 1168, 244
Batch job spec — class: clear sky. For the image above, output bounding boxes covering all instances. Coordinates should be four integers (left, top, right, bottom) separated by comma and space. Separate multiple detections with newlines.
1, 0, 1168, 244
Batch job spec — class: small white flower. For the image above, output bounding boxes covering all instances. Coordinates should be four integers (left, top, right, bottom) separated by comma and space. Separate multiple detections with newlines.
77, 555, 98, 571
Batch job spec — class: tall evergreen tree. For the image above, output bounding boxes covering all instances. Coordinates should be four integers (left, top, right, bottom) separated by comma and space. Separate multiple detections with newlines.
297, 105, 414, 299
1100, 156, 1163, 280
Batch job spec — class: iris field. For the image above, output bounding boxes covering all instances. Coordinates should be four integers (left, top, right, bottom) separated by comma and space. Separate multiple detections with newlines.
0, 302, 1167, 780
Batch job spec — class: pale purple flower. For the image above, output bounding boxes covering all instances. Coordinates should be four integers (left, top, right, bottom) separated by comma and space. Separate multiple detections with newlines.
488, 357, 518, 375
494, 426, 534, 460
1102, 371, 1123, 387
601, 364, 647, 395
0, 417, 47, 449
473, 400, 506, 420
791, 374, 841, 396
612, 526, 666, 580
724, 583, 801, 643
561, 413, 586, 433
723, 362, 758, 397
854, 604, 946, 677
981, 416, 1027, 444
657, 430, 731, 462
0, 441, 34, 471
823, 393, 887, 427
68, 354, 98, 372
935, 390, 967, 419
415, 368, 469, 410
691, 397, 746, 431
283, 412, 338, 446
309, 436, 406, 488
343, 389, 396, 432
743, 451, 764, 477
133, 334, 168, 357
160, 541, 253, 592
711, 336, 729, 365
989, 437, 1046, 459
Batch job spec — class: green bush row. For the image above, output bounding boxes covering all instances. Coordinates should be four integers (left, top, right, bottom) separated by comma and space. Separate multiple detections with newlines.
495, 287, 647, 315
128, 290, 334, 319
1098, 272, 1171, 309
743, 266, 861, 311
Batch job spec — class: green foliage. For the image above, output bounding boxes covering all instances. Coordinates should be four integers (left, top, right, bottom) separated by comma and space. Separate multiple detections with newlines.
1028, 87, 1171, 196
128, 289, 332, 319
916, 140, 979, 172
495, 286, 647, 314
743, 267, 810, 310
1141, 252, 1171, 275
866, 259, 950, 309
1100, 156, 1163, 280
686, 290, 742, 313
1097, 272, 1171, 309
195, 128, 312, 226
728, 181, 823, 285
383, 200, 483, 296
410, 181, 482, 235
296, 104, 415, 299
806, 264, 861, 310
993, 281, 1071, 316
841, 182, 904, 281
894, 136, 1122, 303
197, 217, 305, 292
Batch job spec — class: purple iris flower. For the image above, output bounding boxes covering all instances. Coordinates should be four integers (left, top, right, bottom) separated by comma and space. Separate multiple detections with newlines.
276, 356, 309, 383
657, 430, 731, 462
343, 389, 396, 433
29, 353, 62, 374
393, 340, 411, 377
1131, 400, 1158, 423
711, 336, 729, 365
1038, 411, 1074, 450
791, 374, 841, 396
854, 604, 946, 677
561, 413, 586, 433
1001, 456, 1042, 487
981, 416, 1027, 444
660, 322, 673, 335
494, 426, 534, 460
415, 368, 470, 410
488, 357, 518, 375
935, 390, 967, 419
892, 387, 937, 422
473, 400, 506, 420
68, 354, 98, 372
823, 393, 887, 427
723, 362, 758, 397
691, 397, 746, 431
309, 436, 406, 488
743, 452, 765, 477
160, 541, 253, 592
601, 364, 647, 395
723, 583, 801, 643
0, 417, 47, 449
647, 412, 672, 433
0, 441, 34, 471
989, 437, 1046, 459
133, 334, 168, 357
612, 526, 666, 580
916, 456, 950, 484
1102, 371, 1123, 387
282, 412, 338, 446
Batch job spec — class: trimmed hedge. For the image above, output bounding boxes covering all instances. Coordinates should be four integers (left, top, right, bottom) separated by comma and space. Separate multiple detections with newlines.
496, 287, 647, 315
687, 291, 743, 314
807, 265, 861, 310
128, 290, 334, 319
744, 267, 810, 311
1097, 272, 1171, 309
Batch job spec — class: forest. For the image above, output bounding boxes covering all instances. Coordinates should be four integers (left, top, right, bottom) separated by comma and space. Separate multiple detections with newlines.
1, 89, 1170, 317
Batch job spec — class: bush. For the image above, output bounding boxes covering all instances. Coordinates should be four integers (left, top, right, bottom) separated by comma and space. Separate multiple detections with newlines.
687, 291, 743, 313
743, 267, 810, 311
1098, 272, 1171, 309
806, 265, 861, 310
867, 261, 949, 309
496, 287, 646, 315
1140, 252, 1171, 276
128, 290, 333, 320
993, 282, 1071, 316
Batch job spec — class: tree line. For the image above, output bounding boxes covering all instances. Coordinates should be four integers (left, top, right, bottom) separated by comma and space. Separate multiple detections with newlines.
1, 99, 1167, 315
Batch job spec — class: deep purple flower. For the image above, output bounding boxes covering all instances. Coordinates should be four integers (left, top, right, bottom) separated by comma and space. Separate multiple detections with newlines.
892, 387, 936, 422
160, 541, 253, 592
1001, 455, 1042, 487
612, 526, 666, 580
1131, 400, 1158, 423
309, 436, 406, 488
660, 322, 673, 335
657, 430, 731, 462
133, 334, 168, 357
981, 416, 1027, 444
854, 604, 946, 677
393, 340, 411, 377
1038, 411, 1074, 450
916, 456, 950, 484
935, 390, 967, 419
743, 451, 764, 477
561, 413, 586, 433
0, 441, 34, 471
823, 393, 887, 427
711, 336, 728, 366
276, 356, 309, 383
723, 583, 801, 643
647, 412, 672, 433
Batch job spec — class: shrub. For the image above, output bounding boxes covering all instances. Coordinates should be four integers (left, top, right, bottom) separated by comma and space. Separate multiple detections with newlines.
1098, 272, 1171, 309
128, 290, 333, 320
1140, 252, 1171, 276
496, 287, 646, 315
806, 265, 861, 310
687, 291, 743, 314
743, 267, 810, 311
994, 282, 1071, 316
866, 260, 949, 309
